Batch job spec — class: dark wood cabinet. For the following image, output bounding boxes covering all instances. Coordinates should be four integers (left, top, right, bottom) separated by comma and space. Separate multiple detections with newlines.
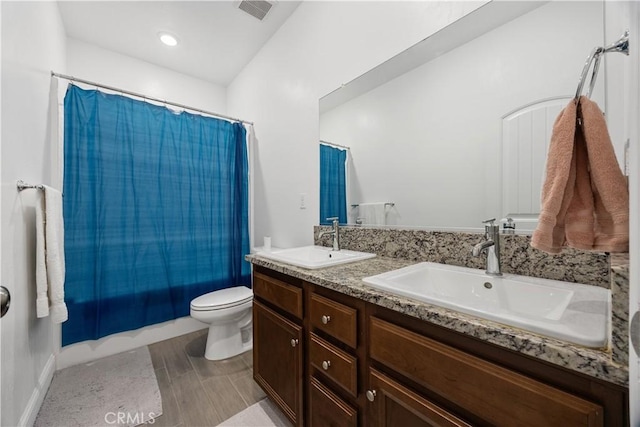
253, 300, 304, 426
369, 316, 604, 427
309, 377, 358, 427
254, 271, 303, 319
309, 333, 358, 397
252, 267, 628, 427
306, 285, 366, 426
309, 292, 358, 348
367, 368, 472, 427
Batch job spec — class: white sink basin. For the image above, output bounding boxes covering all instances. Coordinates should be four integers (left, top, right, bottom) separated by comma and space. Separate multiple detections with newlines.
363, 262, 610, 348
258, 245, 376, 269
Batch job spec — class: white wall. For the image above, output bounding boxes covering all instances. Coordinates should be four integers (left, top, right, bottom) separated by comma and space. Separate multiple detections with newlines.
604, 1, 640, 423
1, 2, 66, 425
320, 1, 604, 228
1, 17, 231, 417
66, 38, 227, 114
56, 39, 230, 369
227, 1, 488, 248
603, 2, 632, 171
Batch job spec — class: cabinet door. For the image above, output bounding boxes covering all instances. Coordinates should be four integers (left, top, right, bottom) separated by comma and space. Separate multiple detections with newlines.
367, 368, 472, 427
253, 300, 303, 426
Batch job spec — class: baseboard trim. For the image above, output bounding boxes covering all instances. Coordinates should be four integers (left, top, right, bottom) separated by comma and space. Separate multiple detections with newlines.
19, 353, 56, 427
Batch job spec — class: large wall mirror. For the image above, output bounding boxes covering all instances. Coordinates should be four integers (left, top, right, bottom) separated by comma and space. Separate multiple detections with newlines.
319, 1, 611, 231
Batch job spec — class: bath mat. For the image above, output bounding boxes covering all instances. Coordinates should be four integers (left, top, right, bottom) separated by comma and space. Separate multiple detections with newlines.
35, 346, 162, 427
218, 398, 292, 426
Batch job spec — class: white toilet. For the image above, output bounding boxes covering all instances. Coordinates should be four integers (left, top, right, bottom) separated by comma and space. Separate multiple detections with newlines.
190, 286, 253, 361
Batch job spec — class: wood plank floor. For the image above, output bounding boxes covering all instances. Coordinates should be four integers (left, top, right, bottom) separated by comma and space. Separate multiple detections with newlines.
146, 329, 266, 427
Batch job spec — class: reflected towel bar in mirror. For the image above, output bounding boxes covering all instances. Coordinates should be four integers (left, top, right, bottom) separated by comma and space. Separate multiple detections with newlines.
351, 203, 395, 208
16, 180, 45, 192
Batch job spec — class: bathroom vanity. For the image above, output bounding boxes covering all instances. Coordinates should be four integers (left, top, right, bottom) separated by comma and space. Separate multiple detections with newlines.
249, 255, 629, 427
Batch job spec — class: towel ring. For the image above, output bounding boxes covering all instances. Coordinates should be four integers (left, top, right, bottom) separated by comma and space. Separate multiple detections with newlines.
574, 30, 630, 101
574, 47, 605, 101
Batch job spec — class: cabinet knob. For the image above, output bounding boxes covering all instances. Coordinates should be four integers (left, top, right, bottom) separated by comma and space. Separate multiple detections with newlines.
322, 360, 331, 370
366, 389, 377, 402
321, 315, 331, 324
291, 338, 299, 347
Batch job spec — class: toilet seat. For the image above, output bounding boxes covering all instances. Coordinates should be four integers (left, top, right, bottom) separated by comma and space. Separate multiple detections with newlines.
190, 286, 253, 311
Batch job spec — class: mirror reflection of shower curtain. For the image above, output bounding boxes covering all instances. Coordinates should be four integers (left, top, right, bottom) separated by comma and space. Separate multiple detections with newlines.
319, 143, 348, 225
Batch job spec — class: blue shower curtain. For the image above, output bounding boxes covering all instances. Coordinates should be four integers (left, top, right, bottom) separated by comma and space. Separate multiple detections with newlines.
319, 144, 347, 225
62, 85, 250, 346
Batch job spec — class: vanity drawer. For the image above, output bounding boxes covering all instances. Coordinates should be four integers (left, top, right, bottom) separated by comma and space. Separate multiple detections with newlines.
310, 293, 358, 348
369, 317, 603, 427
253, 272, 303, 319
309, 376, 358, 427
310, 333, 358, 397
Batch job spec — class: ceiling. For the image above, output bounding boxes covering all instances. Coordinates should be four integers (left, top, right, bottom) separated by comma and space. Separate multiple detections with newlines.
58, 1, 302, 86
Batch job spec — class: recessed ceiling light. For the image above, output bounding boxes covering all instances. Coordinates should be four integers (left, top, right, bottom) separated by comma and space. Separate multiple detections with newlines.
158, 32, 178, 47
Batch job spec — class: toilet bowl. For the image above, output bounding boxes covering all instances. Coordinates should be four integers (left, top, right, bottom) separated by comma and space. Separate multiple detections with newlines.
190, 286, 253, 361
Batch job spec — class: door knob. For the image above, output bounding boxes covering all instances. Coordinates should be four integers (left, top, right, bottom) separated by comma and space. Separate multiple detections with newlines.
322, 360, 331, 370
366, 389, 377, 402
291, 338, 299, 347
0, 286, 10, 318
321, 315, 331, 324
631, 311, 639, 357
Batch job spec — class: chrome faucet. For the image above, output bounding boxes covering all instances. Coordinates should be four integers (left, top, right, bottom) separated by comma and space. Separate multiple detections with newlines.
472, 218, 502, 276
318, 217, 340, 251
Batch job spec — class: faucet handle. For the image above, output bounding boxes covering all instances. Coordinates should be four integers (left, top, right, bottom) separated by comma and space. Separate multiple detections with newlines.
482, 218, 498, 238
326, 217, 339, 225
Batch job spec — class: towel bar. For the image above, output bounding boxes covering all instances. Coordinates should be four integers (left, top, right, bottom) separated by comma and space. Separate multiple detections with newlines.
351, 202, 395, 208
16, 180, 45, 192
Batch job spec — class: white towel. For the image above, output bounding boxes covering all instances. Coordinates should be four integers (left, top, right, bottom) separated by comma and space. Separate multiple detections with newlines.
35, 186, 68, 323
358, 203, 387, 225
35, 196, 49, 317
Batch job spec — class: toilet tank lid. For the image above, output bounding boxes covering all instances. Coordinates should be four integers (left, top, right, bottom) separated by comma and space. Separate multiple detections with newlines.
191, 286, 253, 309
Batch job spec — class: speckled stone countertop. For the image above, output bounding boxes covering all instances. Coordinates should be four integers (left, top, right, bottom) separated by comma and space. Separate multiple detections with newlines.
611, 253, 630, 366
247, 253, 628, 388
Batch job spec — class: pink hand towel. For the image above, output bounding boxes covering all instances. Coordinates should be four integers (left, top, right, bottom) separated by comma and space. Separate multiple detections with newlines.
531, 100, 579, 253
576, 97, 629, 251
532, 96, 628, 253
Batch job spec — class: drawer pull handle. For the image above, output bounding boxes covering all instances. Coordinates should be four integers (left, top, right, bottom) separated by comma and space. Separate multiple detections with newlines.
322, 360, 331, 370
366, 389, 377, 402
291, 338, 299, 347
321, 315, 331, 324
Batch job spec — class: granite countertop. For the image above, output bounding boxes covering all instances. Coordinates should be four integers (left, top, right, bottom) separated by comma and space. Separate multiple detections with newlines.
247, 253, 628, 387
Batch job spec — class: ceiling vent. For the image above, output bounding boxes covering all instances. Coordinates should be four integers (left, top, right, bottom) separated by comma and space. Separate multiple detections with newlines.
237, 0, 274, 21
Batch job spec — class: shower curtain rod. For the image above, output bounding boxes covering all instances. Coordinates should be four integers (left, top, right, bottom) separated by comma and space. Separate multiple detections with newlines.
320, 140, 350, 150
51, 71, 254, 126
